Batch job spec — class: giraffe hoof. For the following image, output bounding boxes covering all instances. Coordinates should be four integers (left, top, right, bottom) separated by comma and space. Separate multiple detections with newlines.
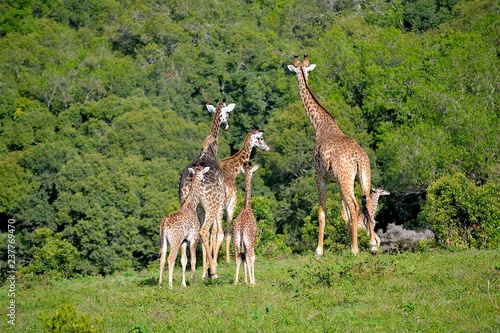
370, 247, 378, 255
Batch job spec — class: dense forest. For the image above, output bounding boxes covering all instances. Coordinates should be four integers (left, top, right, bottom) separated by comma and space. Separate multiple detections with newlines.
0, 0, 499, 277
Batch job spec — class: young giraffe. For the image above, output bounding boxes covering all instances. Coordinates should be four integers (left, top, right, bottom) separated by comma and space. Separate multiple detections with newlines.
288, 54, 378, 256
358, 188, 391, 245
178, 100, 235, 279
232, 162, 259, 285
219, 127, 271, 263
159, 165, 210, 288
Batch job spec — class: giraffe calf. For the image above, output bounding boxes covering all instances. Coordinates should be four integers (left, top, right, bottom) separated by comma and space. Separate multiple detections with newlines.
159, 166, 210, 288
232, 162, 259, 285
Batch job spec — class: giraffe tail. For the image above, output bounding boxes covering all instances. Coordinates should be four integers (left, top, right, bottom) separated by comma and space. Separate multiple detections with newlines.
159, 227, 167, 258
361, 195, 371, 229
238, 252, 246, 263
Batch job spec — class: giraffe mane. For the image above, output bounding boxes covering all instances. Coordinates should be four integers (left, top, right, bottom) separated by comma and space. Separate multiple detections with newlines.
298, 66, 338, 125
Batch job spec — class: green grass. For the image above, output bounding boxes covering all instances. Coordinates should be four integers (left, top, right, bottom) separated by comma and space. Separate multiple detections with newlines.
2, 249, 499, 332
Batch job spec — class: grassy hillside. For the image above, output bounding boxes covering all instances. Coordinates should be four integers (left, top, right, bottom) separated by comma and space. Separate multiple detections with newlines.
2, 249, 499, 332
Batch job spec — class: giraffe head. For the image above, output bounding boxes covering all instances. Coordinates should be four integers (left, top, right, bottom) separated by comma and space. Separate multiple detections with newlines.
372, 188, 391, 196
206, 99, 236, 131
287, 54, 317, 83
250, 127, 271, 152
238, 161, 259, 175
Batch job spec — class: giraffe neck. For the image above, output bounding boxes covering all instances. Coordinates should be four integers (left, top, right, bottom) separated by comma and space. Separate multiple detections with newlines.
198, 135, 218, 161
296, 68, 343, 136
198, 109, 223, 160
243, 172, 253, 209
182, 174, 202, 211
221, 133, 253, 171
370, 192, 381, 216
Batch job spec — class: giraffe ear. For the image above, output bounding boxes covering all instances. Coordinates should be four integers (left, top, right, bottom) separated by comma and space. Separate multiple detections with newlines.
307, 64, 316, 72
250, 165, 259, 173
237, 166, 245, 174
201, 166, 210, 175
188, 168, 195, 175
222, 103, 236, 112
206, 104, 217, 113
287, 65, 298, 73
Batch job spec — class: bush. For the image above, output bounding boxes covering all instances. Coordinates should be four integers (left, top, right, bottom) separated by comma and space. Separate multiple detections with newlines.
378, 223, 435, 253
40, 303, 102, 333
21, 228, 81, 278
253, 195, 292, 258
420, 172, 500, 249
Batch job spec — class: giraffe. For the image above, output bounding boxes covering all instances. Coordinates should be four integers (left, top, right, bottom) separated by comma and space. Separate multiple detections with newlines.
159, 165, 210, 288
288, 54, 378, 256
358, 187, 391, 245
232, 162, 259, 285
220, 127, 271, 263
178, 100, 235, 279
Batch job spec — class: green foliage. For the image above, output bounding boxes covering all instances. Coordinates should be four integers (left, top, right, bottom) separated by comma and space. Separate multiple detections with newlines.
378, 123, 456, 194
0, 0, 498, 276
21, 228, 81, 278
402, 0, 459, 32
0, 153, 39, 214
40, 303, 102, 333
420, 172, 500, 249
252, 195, 292, 258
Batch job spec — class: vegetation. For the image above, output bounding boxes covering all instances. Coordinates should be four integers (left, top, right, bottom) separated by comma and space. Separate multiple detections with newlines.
0, 0, 499, 278
1, 250, 499, 332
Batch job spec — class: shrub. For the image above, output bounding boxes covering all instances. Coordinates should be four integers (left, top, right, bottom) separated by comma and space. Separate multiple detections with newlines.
420, 172, 500, 249
378, 223, 435, 253
40, 303, 102, 333
21, 228, 81, 278
253, 195, 292, 258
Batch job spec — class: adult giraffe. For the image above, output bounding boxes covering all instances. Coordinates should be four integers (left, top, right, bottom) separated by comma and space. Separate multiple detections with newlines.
179, 100, 235, 278
288, 55, 378, 256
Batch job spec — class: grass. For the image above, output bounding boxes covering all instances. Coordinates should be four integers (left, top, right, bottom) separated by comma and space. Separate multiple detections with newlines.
1, 249, 499, 332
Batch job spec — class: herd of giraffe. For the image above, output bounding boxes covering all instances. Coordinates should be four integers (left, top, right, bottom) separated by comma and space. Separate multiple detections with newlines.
158, 55, 390, 288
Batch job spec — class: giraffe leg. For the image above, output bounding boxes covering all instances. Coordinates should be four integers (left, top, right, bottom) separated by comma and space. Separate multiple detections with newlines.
359, 167, 378, 254
210, 222, 217, 264
158, 232, 168, 285
212, 207, 225, 266
233, 233, 241, 284
200, 214, 218, 279
348, 199, 359, 255
341, 199, 351, 237
243, 256, 248, 285
168, 241, 181, 288
201, 241, 208, 279
315, 176, 327, 257
225, 197, 237, 263
340, 184, 359, 255
364, 193, 378, 254
190, 235, 199, 285
248, 247, 256, 285
180, 241, 188, 287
